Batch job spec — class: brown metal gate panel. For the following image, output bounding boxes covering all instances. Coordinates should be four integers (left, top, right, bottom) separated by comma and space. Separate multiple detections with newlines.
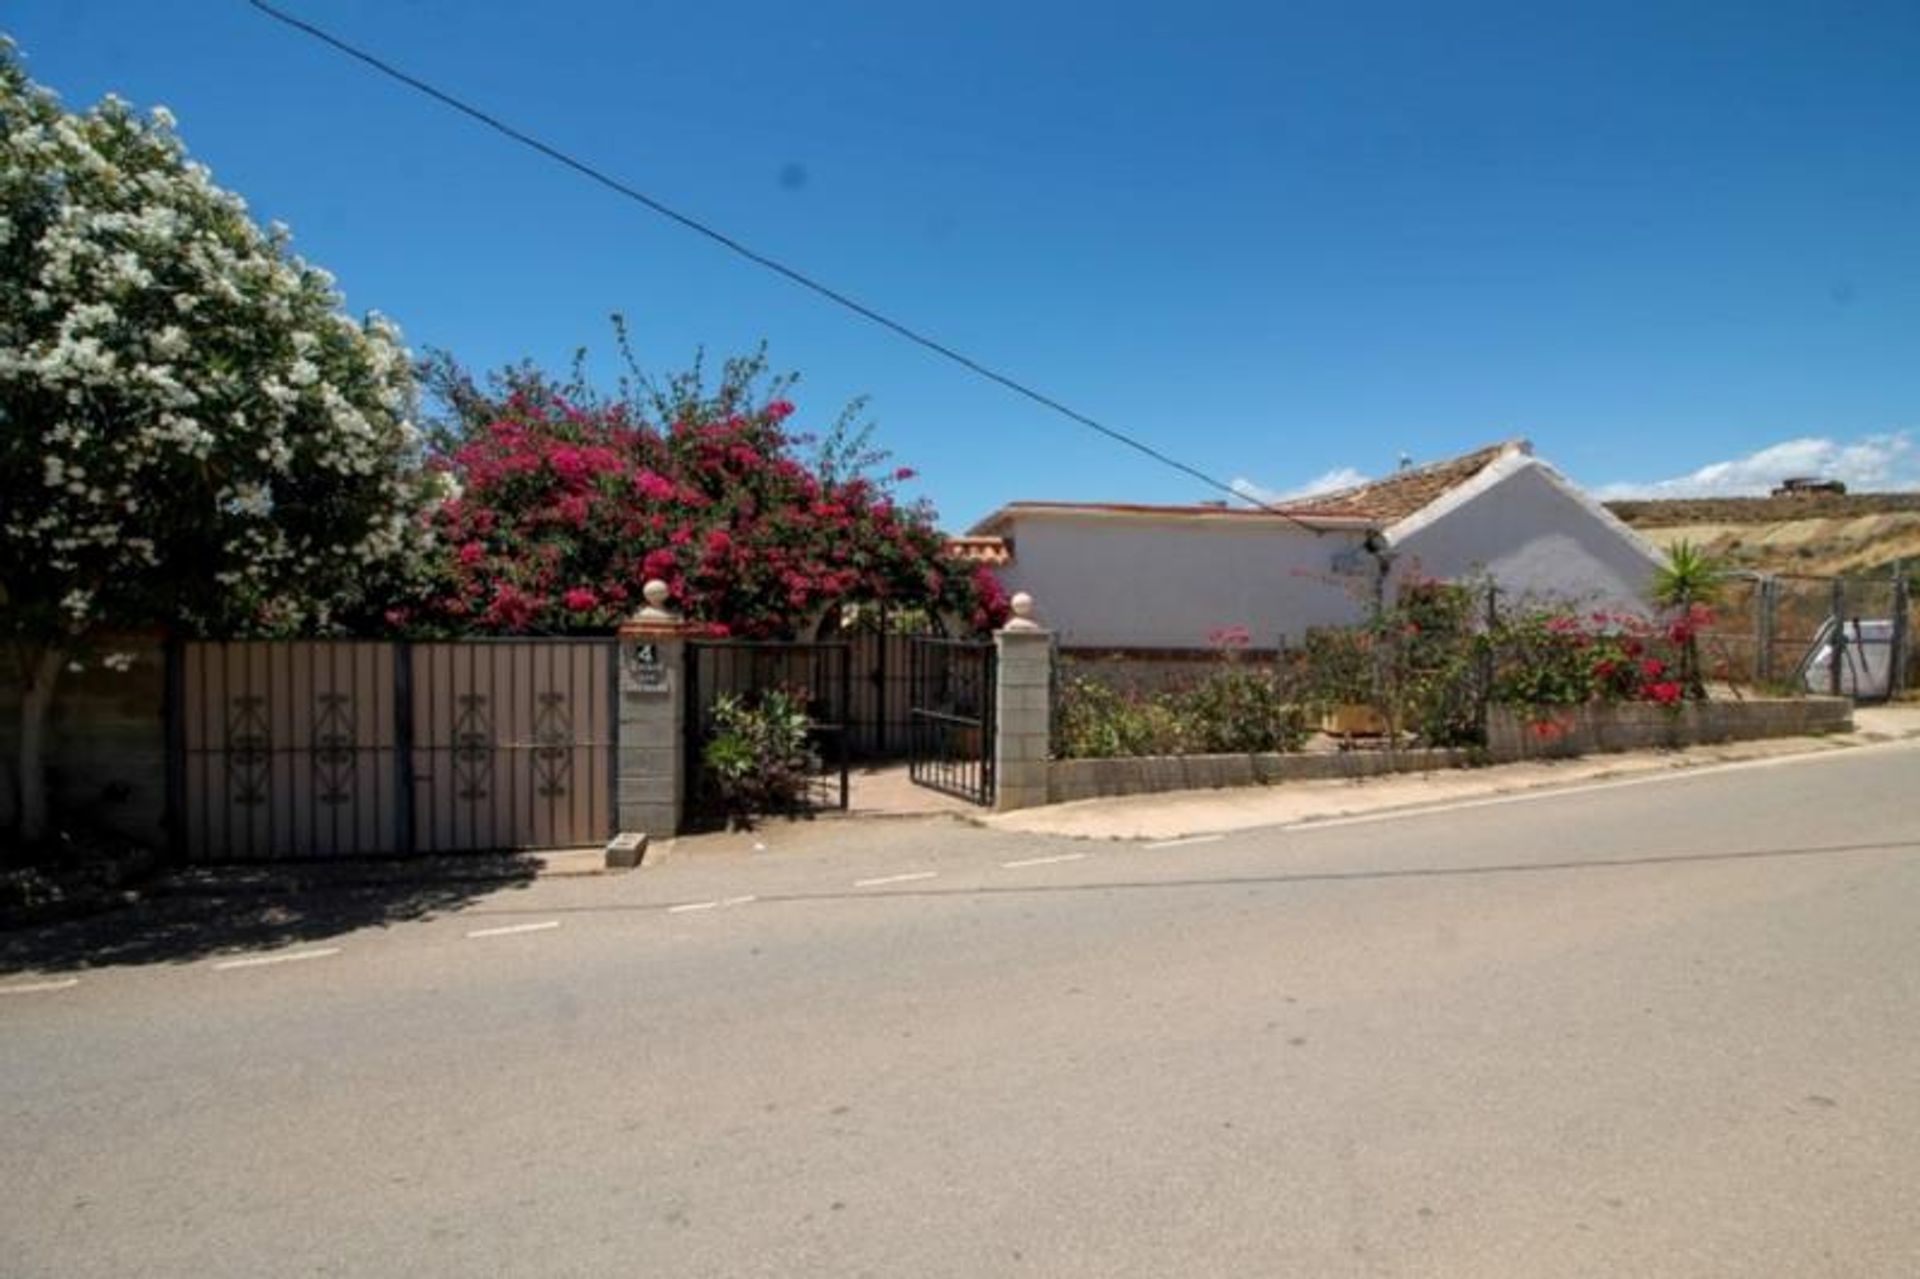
408, 641, 614, 854
180, 641, 401, 861
178, 639, 614, 861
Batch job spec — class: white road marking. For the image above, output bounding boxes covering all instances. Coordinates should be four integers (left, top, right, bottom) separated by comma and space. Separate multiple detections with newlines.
212, 948, 341, 971
720, 895, 757, 907
855, 871, 938, 887
1001, 853, 1088, 869
667, 901, 719, 913
0, 977, 81, 995
466, 920, 562, 939
1144, 834, 1225, 850
1288, 743, 1918, 832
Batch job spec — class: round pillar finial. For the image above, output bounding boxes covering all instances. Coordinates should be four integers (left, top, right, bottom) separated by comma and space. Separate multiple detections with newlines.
629, 577, 681, 626
1003, 590, 1042, 632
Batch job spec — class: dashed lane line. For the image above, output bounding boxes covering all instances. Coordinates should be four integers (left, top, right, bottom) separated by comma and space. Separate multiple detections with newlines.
1001, 853, 1089, 869
212, 948, 341, 971
1143, 834, 1225, 850
667, 896, 756, 914
0, 977, 81, 996
466, 920, 562, 939
854, 871, 939, 887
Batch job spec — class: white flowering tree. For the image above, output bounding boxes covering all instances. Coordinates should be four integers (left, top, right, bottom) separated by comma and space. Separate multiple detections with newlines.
1, 46, 436, 845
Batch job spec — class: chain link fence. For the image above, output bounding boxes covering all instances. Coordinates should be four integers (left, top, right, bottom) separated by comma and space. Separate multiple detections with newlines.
1701, 570, 1913, 700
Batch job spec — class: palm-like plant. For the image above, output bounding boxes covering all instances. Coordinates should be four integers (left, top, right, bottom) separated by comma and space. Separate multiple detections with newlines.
1651, 539, 1727, 610
1651, 540, 1727, 697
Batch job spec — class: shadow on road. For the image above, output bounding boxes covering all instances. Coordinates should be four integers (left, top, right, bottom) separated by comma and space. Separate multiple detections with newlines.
0, 854, 540, 975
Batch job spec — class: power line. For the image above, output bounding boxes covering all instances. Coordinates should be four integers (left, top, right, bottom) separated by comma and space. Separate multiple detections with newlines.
244, 0, 1323, 532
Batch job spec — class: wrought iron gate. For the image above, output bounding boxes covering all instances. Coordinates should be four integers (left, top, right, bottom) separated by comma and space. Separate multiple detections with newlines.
175, 640, 615, 861
908, 636, 996, 806
684, 640, 851, 828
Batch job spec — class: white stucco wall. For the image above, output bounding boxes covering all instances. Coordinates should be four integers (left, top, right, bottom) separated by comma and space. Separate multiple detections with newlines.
992, 513, 1372, 648
1386, 458, 1663, 612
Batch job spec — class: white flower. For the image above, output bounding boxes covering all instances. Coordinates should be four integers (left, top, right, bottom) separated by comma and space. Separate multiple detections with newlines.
102, 651, 137, 673
226, 483, 274, 518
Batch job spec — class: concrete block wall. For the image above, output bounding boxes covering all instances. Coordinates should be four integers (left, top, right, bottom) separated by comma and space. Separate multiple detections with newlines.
1486, 697, 1853, 761
1045, 698, 1855, 804
0, 639, 169, 845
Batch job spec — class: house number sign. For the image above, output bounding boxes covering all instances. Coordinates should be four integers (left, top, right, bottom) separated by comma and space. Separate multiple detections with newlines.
626, 642, 671, 694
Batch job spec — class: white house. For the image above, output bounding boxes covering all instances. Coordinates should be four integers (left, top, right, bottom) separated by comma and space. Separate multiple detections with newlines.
963, 440, 1664, 651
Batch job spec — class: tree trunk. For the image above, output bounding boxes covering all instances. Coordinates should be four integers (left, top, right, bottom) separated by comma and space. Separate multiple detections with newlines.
15, 646, 63, 848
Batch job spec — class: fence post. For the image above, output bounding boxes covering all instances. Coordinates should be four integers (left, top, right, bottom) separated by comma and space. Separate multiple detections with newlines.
1890, 562, 1911, 699
993, 592, 1053, 812
613, 580, 693, 851
1828, 577, 1847, 697
1753, 576, 1774, 686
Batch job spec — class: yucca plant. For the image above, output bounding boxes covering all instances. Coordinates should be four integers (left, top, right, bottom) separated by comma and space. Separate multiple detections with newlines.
1651, 540, 1727, 698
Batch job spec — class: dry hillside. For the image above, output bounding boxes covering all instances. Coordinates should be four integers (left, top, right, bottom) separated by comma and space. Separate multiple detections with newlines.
1608, 494, 1920, 579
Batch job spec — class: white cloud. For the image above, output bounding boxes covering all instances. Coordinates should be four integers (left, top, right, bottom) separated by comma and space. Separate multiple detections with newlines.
1593, 432, 1920, 499
1230, 466, 1370, 506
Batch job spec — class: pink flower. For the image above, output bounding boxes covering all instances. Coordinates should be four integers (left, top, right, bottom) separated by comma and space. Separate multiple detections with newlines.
563, 587, 598, 613
456, 541, 486, 567
893, 466, 917, 482
641, 548, 679, 581
1640, 657, 1666, 679
633, 470, 675, 502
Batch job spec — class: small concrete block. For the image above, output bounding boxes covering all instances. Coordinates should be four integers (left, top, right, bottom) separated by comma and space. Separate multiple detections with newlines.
604, 831, 649, 870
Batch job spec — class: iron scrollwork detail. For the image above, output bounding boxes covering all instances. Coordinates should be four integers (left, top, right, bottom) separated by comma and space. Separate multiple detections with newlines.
452, 693, 493, 801
311, 691, 357, 807
531, 691, 573, 799
227, 694, 271, 807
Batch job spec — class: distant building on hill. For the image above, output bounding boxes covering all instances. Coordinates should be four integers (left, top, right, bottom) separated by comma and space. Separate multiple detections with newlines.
1772, 476, 1847, 497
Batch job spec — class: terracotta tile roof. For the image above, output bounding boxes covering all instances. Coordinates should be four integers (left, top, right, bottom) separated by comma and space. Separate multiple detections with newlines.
1283, 440, 1529, 522
946, 535, 1012, 566
967, 502, 1373, 536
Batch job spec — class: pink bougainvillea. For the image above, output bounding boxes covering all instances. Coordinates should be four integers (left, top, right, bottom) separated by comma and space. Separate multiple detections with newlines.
420, 388, 1006, 637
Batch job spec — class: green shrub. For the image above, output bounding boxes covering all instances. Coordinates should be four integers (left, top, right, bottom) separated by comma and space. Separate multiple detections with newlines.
1175, 668, 1308, 754
699, 689, 815, 820
1053, 668, 1306, 759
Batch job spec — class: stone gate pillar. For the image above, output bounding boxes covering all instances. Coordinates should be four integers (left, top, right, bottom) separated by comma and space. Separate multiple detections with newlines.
615, 580, 692, 848
993, 592, 1053, 812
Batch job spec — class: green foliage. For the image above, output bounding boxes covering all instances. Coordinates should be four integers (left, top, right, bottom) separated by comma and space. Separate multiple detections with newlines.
1294, 626, 1376, 706
1053, 666, 1307, 760
699, 689, 816, 821
1651, 539, 1727, 609
1649, 541, 1725, 697
1, 45, 432, 644
1177, 667, 1308, 754
1380, 581, 1487, 746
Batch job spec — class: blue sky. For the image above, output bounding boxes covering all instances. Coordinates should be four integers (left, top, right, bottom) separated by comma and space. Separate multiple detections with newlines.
10, 1, 1920, 525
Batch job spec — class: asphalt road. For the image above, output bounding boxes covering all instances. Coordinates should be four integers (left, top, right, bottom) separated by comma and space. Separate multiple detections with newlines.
5, 743, 1919, 1277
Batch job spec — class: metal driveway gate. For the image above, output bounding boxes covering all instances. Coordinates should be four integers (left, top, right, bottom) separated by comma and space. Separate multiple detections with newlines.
684, 640, 851, 828
176, 640, 615, 861
907, 636, 996, 806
